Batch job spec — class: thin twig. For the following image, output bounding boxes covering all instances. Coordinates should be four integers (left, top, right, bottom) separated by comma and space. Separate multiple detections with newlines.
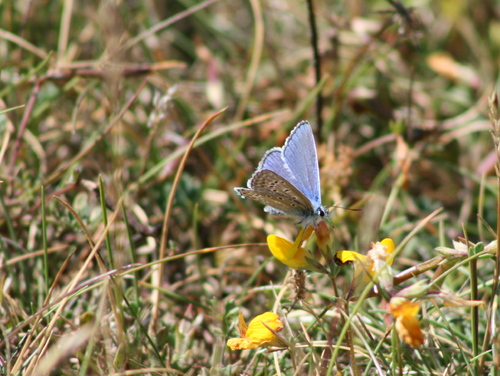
0, 29, 48, 59
305, 0, 323, 140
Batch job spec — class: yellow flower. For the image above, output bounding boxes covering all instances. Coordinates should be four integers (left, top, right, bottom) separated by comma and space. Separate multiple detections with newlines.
227, 312, 284, 350
267, 227, 315, 269
336, 238, 395, 291
335, 249, 368, 265
389, 297, 424, 347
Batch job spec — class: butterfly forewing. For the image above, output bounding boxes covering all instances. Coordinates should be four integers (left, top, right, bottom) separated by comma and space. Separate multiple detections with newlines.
281, 121, 322, 208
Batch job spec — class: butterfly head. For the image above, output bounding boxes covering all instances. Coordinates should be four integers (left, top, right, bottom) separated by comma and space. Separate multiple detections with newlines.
317, 205, 329, 219
298, 205, 330, 229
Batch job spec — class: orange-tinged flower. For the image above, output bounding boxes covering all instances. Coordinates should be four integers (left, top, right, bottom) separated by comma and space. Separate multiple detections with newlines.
315, 220, 332, 255
267, 227, 314, 270
389, 297, 424, 347
227, 312, 284, 350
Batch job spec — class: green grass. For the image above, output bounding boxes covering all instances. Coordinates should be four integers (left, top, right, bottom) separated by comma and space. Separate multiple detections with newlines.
0, 0, 499, 374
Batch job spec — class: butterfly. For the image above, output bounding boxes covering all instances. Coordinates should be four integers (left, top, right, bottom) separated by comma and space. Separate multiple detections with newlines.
234, 120, 328, 228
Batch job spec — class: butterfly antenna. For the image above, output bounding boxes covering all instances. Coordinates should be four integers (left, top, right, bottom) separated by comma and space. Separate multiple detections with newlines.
328, 204, 362, 213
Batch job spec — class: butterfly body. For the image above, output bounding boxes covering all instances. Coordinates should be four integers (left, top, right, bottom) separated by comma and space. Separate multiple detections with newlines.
234, 121, 328, 228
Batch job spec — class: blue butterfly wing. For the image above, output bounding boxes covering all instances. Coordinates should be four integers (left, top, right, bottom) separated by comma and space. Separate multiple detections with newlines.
258, 149, 293, 180
281, 121, 322, 208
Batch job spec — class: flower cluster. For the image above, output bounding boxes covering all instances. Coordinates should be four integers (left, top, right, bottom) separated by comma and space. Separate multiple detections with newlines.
231, 218, 485, 351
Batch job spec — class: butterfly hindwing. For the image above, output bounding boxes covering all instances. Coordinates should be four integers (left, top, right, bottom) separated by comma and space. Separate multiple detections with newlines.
236, 170, 315, 217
